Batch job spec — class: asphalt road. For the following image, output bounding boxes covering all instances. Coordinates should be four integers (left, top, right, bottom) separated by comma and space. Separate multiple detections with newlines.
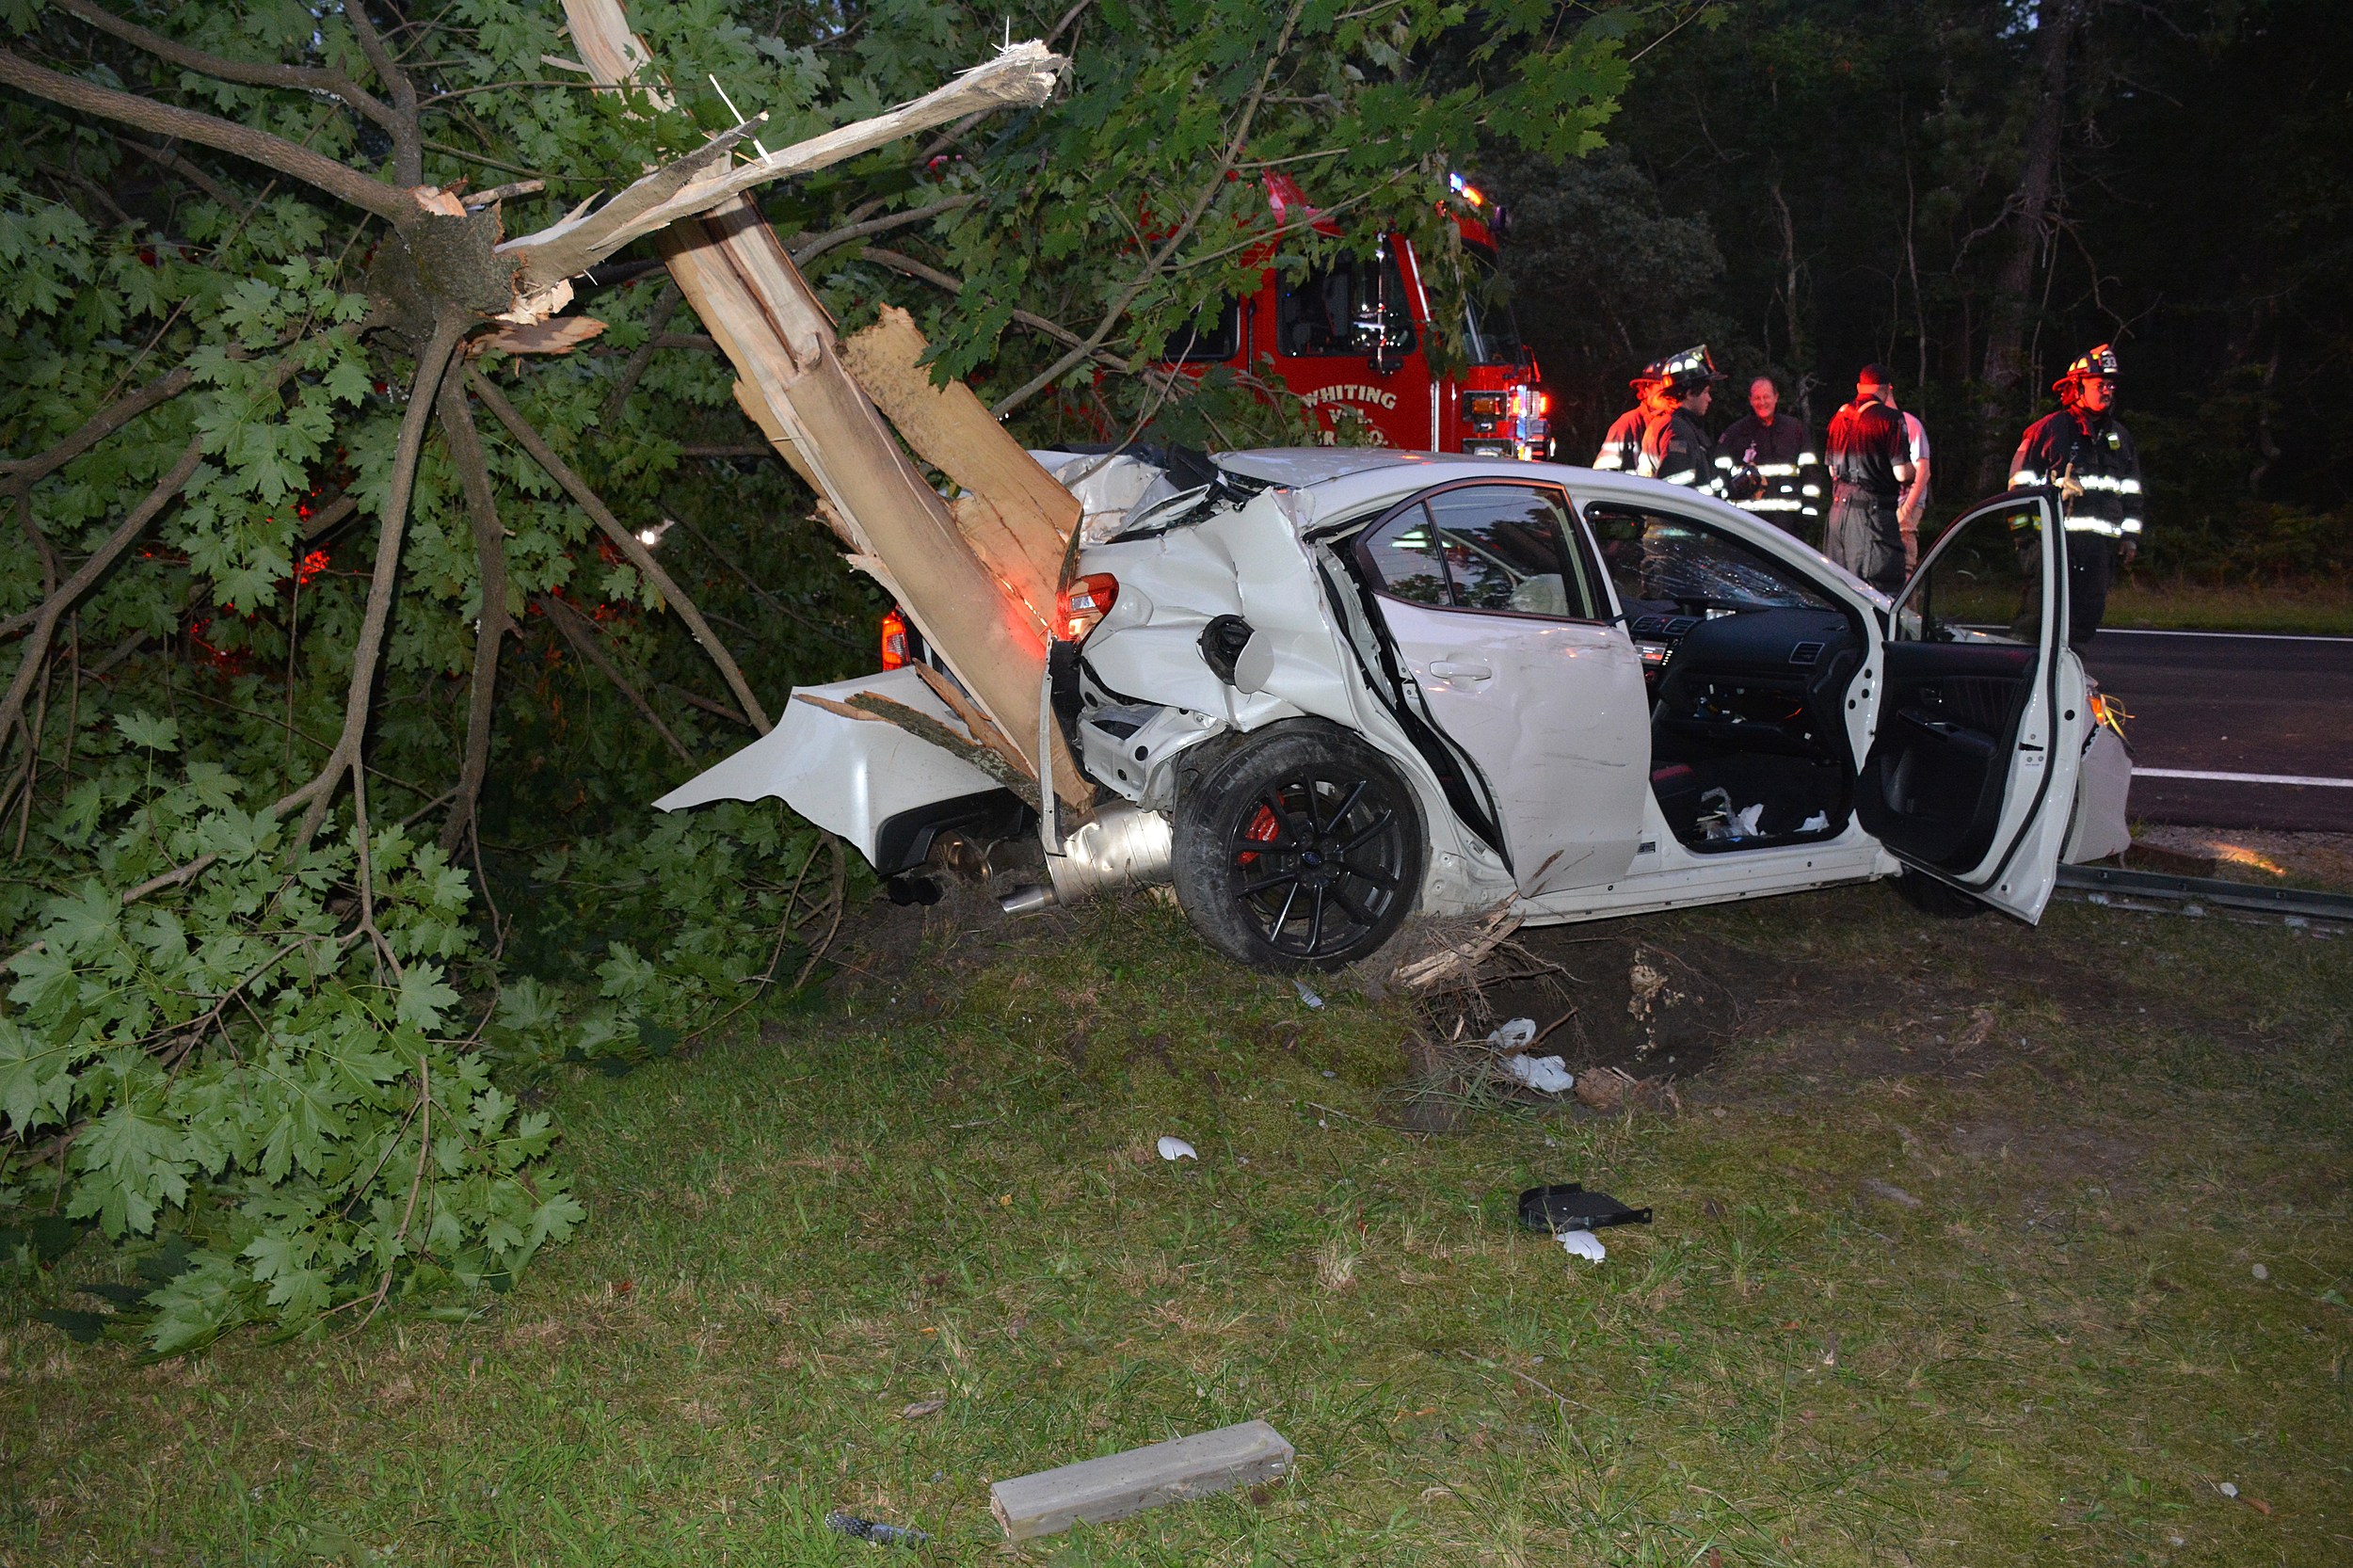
2079, 629, 2353, 833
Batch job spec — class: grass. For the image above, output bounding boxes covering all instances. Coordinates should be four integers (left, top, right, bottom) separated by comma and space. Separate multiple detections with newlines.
2105, 576, 2353, 635
5, 884, 2350, 1566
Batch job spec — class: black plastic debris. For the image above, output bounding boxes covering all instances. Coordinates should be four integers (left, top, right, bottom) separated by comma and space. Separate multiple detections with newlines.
826, 1512, 931, 1546
1517, 1183, 1654, 1234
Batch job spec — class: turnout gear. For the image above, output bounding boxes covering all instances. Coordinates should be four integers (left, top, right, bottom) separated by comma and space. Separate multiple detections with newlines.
1592, 362, 1666, 472
1824, 391, 1912, 593
1639, 402, 1716, 490
2010, 345, 2142, 647
1653, 343, 1724, 396
1713, 410, 1818, 535
1593, 402, 1650, 472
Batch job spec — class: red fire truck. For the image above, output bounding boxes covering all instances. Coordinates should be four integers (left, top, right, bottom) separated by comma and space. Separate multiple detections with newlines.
1160, 171, 1550, 459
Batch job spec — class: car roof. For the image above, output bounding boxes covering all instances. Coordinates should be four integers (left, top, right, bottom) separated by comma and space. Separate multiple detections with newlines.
1213, 447, 1498, 488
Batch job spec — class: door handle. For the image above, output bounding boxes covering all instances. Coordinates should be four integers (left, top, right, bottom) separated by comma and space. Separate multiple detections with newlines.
1428, 660, 1493, 681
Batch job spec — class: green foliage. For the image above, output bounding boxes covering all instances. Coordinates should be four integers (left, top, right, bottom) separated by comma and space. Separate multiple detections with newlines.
2, 741, 580, 1352
0, 0, 1641, 1352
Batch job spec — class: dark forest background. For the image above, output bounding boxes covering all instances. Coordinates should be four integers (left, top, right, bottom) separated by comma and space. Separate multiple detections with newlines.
1491, 0, 2353, 579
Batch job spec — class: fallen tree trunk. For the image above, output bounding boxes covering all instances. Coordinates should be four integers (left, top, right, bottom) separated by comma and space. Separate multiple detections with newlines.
562, 0, 1087, 808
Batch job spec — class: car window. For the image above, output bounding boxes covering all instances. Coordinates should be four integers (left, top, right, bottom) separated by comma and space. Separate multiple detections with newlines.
1897, 500, 2044, 644
1360, 485, 1604, 621
1360, 505, 1450, 605
1582, 503, 1838, 616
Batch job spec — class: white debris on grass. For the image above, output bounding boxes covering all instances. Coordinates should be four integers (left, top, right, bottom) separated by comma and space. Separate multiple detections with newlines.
1556, 1229, 1606, 1263
1292, 978, 1323, 1009
1503, 1053, 1575, 1095
1157, 1136, 1197, 1161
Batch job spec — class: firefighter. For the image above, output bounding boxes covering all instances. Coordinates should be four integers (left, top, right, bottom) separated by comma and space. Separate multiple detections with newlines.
1592, 367, 1663, 472
1637, 344, 1723, 491
2009, 343, 2142, 648
1714, 375, 1817, 536
1823, 363, 1914, 593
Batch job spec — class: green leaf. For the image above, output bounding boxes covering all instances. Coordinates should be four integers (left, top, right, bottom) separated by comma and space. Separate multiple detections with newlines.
114, 711, 180, 752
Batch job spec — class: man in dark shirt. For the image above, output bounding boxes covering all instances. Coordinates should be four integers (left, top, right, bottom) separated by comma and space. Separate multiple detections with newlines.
1824, 364, 1914, 593
2009, 344, 2143, 647
1715, 375, 1817, 538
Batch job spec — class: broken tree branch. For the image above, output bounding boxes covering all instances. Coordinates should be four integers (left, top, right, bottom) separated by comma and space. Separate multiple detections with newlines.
856, 247, 1124, 368
496, 42, 1066, 293
468, 367, 771, 733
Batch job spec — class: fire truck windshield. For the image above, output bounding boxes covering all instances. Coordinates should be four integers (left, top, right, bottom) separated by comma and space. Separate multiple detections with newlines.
1461, 248, 1524, 367
1277, 248, 1417, 358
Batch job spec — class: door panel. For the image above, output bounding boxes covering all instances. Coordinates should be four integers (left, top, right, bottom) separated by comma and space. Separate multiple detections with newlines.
1858, 491, 2083, 920
1358, 483, 1650, 895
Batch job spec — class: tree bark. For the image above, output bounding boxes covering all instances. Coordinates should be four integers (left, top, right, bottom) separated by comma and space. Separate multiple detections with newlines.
435, 376, 511, 856
1974, 0, 2083, 491
291, 312, 468, 850
0, 47, 420, 225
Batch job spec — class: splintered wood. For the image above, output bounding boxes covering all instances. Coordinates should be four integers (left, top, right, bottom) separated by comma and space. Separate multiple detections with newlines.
559, 0, 1087, 807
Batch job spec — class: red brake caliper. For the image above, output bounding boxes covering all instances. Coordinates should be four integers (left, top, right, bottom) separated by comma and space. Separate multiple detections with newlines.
1238, 804, 1281, 865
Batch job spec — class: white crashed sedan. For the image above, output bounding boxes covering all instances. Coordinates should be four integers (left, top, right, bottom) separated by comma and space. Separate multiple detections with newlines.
661, 449, 2129, 970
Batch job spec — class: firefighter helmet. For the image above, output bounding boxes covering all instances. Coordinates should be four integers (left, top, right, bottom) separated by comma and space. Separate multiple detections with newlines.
1649, 344, 1723, 394
2054, 343, 2120, 392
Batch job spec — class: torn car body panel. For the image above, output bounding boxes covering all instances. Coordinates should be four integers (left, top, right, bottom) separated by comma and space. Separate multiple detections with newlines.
653, 667, 1016, 875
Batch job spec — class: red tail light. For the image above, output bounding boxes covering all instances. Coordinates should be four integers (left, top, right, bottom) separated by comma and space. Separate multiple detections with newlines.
1056, 573, 1119, 641
880, 608, 909, 670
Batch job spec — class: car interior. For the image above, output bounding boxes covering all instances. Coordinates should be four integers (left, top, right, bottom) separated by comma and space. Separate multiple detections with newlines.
1581, 504, 1868, 854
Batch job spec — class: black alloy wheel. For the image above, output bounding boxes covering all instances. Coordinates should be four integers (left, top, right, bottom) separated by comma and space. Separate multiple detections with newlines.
1171, 725, 1423, 969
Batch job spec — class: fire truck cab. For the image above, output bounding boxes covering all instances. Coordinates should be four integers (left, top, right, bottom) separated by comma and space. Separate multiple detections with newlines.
1165, 173, 1550, 459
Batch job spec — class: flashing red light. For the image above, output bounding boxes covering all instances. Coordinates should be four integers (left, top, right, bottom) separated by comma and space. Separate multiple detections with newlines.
880, 607, 910, 670
1055, 573, 1119, 641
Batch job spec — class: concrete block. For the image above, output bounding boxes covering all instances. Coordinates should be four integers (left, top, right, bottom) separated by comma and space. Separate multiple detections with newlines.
988, 1419, 1294, 1541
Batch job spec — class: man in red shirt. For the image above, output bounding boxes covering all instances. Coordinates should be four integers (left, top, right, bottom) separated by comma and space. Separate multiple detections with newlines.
1823, 364, 1914, 593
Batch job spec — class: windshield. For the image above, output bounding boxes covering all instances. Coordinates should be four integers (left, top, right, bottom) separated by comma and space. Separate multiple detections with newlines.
1462, 246, 1525, 366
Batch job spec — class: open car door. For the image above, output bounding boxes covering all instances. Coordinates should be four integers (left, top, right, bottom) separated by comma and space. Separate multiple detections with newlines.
1855, 489, 2085, 920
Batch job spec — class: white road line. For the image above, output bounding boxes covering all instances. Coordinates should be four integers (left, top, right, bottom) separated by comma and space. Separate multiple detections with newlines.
2137, 768, 2353, 790
2102, 627, 2353, 645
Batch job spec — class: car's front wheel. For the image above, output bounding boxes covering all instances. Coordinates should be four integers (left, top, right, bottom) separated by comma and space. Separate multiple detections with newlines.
1170, 724, 1423, 970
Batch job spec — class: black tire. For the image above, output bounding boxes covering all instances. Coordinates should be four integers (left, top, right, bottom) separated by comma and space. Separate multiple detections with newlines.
1891, 866, 1989, 919
1170, 723, 1424, 970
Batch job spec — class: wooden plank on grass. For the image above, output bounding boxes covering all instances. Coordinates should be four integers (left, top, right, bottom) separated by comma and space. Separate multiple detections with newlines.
989, 1419, 1294, 1541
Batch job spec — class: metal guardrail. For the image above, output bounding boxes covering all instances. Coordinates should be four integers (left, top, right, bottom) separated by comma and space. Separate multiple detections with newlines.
2056, 863, 2353, 923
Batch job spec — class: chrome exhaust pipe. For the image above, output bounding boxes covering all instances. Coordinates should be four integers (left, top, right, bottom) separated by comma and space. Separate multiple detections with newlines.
999, 884, 1057, 916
